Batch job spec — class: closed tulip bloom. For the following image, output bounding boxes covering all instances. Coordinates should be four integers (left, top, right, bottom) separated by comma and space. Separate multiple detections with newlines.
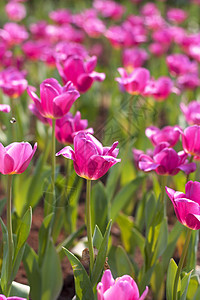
145, 125, 181, 147
165, 181, 200, 230
27, 78, 80, 119
115, 67, 150, 95
180, 101, 200, 125
56, 132, 120, 180
179, 125, 200, 157
138, 142, 196, 176
97, 269, 148, 300
55, 111, 94, 144
0, 142, 37, 175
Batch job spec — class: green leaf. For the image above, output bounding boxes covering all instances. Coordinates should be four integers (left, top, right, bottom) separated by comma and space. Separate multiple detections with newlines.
0, 218, 8, 293
91, 181, 108, 234
9, 281, 30, 299
115, 246, 135, 277
186, 275, 199, 299
93, 225, 103, 250
150, 262, 165, 300
111, 177, 144, 222
145, 192, 157, 232
91, 220, 112, 287
41, 240, 63, 300
0, 198, 6, 216
166, 259, 178, 300
106, 163, 121, 201
63, 247, 94, 300
38, 213, 54, 266
23, 244, 41, 300
186, 230, 199, 271
180, 270, 193, 300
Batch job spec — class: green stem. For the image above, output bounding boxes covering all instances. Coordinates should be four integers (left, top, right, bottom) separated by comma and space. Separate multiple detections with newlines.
51, 119, 56, 212
173, 228, 192, 300
160, 175, 168, 216
86, 179, 94, 276
5, 174, 13, 296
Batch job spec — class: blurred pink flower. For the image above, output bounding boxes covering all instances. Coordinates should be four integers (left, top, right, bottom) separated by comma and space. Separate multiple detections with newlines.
145, 125, 181, 147
49, 9, 72, 24
57, 55, 105, 93
177, 73, 200, 90
56, 132, 120, 180
55, 111, 94, 144
167, 8, 187, 24
115, 67, 150, 95
143, 77, 177, 101
132, 148, 153, 170
166, 181, 200, 230
1, 22, 28, 46
166, 54, 197, 76
0, 104, 11, 113
178, 125, 200, 158
0, 142, 37, 175
27, 78, 80, 119
97, 269, 148, 300
0, 67, 27, 98
138, 142, 196, 176
122, 48, 149, 69
149, 43, 169, 56
93, 0, 125, 20
180, 101, 200, 125
5, 2, 26, 21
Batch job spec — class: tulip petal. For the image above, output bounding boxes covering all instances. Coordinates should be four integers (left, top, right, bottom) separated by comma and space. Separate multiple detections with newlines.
185, 213, 200, 230
185, 180, 200, 204
56, 146, 75, 160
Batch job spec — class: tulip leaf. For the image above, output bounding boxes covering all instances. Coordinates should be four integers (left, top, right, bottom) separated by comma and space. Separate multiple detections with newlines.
186, 230, 199, 271
186, 275, 199, 299
111, 177, 144, 222
9, 281, 30, 299
91, 181, 108, 234
166, 258, 178, 300
93, 225, 103, 250
145, 192, 157, 231
63, 247, 94, 300
106, 163, 121, 201
180, 270, 193, 300
23, 244, 41, 300
91, 220, 112, 287
0, 198, 6, 217
115, 245, 135, 277
0, 218, 8, 293
38, 213, 54, 267
41, 240, 63, 300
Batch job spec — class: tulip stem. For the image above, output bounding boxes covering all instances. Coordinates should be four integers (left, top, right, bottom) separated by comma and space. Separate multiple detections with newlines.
5, 174, 13, 296
86, 179, 94, 276
173, 228, 192, 300
51, 119, 56, 212
186, 156, 194, 183
160, 175, 168, 216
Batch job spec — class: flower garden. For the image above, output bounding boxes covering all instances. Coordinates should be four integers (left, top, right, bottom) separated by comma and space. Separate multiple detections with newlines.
1, 0, 200, 299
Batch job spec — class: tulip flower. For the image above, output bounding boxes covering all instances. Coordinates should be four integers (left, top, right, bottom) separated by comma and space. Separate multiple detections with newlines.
145, 125, 181, 147
138, 142, 196, 176
178, 125, 200, 158
57, 55, 105, 93
27, 78, 80, 119
55, 111, 94, 144
0, 142, 37, 175
122, 48, 149, 70
166, 54, 197, 77
49, 9, 72, 24
0, 104, 11, 113
180, 101, 200, 125
167, 8, 187, 24
166, 181, 200, 230
177, 73, 200, 91
93, 0, 125, 20
56, 132, 120, 180
0, 295, 25, 300
5, 2, 26, 22
115, 67, 150, 95
97, 269, 148, 300
143, 77, 176, 101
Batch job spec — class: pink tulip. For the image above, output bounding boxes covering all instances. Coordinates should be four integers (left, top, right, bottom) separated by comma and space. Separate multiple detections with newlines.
56, 132, 120, 180
167, 8, 187, 24
27, 78, 80, 119
122, 48, 149, 69
149, 43, 169, 56
177, 73, 200, 90
0, 295, 25, 300
115, 67, 150, 95
57, 55, 105, 93
0, 104, 11, 113
0, 67, 27, 98
166, 54, 197, 77
138, 142, 196, 176
55, 111, 94, 144
93, 0, 125, 20
143, 77, 176, 101
2, 23, 28, 46
145, 125, 181, 147
49, 9, 72, 24
132, 148, 153, 170
179, 125, 200, 158
180, 101, 200, 125
165, 181, 200, 230
5, 2, 26, 22
0, 142, 37, 175
97, 269, 148, 300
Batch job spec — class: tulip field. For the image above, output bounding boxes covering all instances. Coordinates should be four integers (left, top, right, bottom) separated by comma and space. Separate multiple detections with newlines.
2, 0, 200, 299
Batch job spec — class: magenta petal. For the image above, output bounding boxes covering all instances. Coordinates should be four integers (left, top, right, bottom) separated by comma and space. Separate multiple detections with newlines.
90, 71, 106, 81
139, 286, 149, 300
175, 198, 200, 225
145, 126, 158, 139
56, 146, 75, 160
0, 104, 11, 113
77, 73, 93, 92
63, 56, 85, 87
0, 296, 7, 300
17, 143, 37, 173
185, 181, 200, 204
53, 92, 79, 118
100, 270, 115, 293
185, 213, 200, 230
178, 162, 196, 175
4, 154, 14, 174
138, 154, 159, 172
85, 56, 97, 73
